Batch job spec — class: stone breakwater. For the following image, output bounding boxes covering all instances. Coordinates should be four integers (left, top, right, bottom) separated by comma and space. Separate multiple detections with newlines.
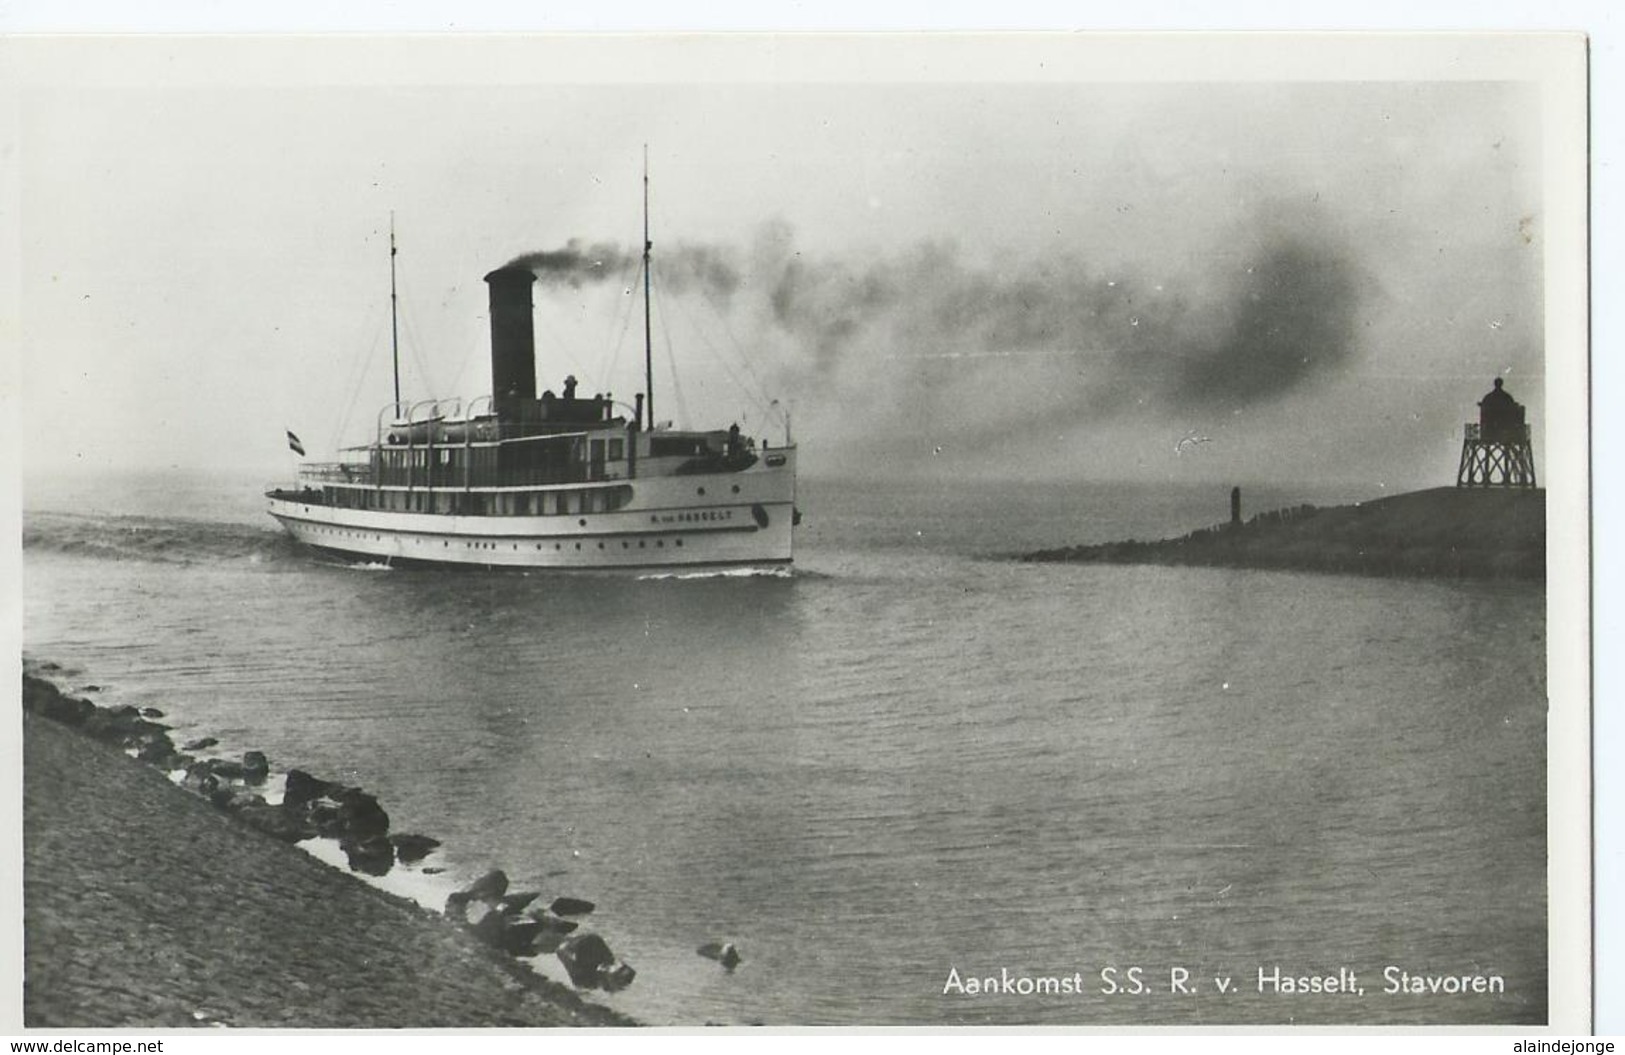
21, 661, 640, 1028
1021, 487, 1545, 581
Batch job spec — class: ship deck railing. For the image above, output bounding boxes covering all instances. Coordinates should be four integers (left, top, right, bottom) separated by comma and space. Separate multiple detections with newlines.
297, 462, 373, 483
291, 464, 633, 490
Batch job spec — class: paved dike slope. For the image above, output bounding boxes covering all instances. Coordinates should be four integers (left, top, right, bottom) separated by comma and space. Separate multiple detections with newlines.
1023, 487, 1545, 580
21, 709, 635, 1029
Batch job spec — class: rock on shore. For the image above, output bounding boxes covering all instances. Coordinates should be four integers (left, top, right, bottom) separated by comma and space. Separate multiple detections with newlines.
21, 708, 635, 1028
1022, 486, 1544, 580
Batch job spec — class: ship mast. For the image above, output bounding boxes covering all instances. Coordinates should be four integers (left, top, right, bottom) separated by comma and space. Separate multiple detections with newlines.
389, 212, 402, 411
642, 146, 654, 432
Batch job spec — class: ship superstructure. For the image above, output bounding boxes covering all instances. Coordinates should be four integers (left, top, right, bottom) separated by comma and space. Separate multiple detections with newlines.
267, 183, 796, 569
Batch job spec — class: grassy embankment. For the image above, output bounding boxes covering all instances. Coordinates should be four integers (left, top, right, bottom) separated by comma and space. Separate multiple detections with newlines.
1022, 487, 1544, 580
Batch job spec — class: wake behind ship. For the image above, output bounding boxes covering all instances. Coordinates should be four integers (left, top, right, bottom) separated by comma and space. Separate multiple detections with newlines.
267, 216, 797, 570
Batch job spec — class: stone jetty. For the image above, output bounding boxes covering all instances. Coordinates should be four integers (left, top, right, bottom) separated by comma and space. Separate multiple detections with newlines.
1022, 486, 1544, 580
20, 664, 639, 1028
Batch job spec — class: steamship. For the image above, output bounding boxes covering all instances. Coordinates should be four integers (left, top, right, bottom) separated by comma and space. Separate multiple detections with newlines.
265, 191, 797, 570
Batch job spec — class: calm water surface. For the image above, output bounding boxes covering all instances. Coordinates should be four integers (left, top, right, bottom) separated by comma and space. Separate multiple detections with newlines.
22, 472, 1547, 1025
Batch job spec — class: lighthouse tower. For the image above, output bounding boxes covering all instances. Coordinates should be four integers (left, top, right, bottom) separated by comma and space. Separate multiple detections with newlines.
1456, 377, 1537, 488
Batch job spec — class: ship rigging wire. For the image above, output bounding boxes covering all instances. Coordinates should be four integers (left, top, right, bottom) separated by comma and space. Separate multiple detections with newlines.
393, 268, 441, 401
333, 202, 788, 443
593, 257, 643, 399
442, 330, 486, 404
652, 279, 692, 429
331, 315, 386, 453
650, 259, 785, 433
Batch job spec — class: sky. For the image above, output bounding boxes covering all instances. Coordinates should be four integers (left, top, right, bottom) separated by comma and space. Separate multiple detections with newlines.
12, 35, 1580, 492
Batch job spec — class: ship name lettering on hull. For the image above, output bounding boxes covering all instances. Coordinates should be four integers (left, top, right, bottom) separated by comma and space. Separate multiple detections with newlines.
651, 510, 735, 524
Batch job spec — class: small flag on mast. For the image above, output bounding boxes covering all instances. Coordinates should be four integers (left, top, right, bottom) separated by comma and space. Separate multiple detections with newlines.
286, 430, 306, 457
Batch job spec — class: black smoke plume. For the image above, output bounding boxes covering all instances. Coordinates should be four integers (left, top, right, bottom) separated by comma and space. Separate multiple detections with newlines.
1166, 239, 1363, 412
505, 205, 1369, 447
737, 211, 1368, 426
506, 239, 742, 300
506, 240, 633, 284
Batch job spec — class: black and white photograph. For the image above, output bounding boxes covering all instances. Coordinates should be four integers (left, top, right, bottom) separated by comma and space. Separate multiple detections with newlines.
5, 31, 1593, 1033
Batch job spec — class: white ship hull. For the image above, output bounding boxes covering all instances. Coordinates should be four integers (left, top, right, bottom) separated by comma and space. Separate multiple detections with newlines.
267, 449, 796, 570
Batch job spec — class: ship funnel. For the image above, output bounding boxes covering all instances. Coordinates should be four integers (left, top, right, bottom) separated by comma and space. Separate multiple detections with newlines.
484, 266, 537, 414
